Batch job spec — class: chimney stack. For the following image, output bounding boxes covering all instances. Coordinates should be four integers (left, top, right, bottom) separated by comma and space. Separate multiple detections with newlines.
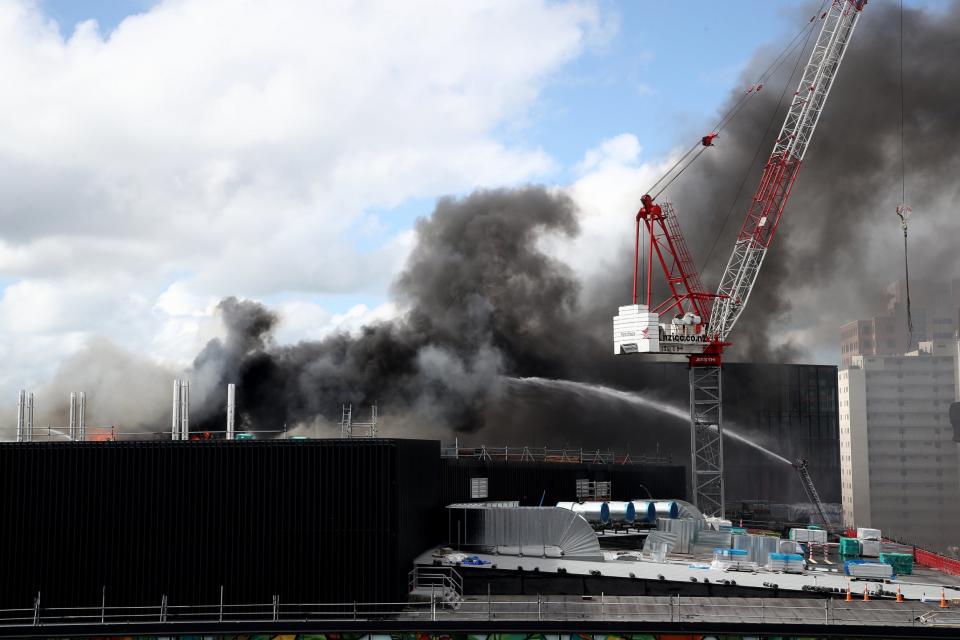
78, 392, 86, 441
16, 390, 25, 443
68, 392, 78, 441
26, 393, 34, 442
172, 379, 181, 440
226, 384, 236, 440
180, 380, 190, 440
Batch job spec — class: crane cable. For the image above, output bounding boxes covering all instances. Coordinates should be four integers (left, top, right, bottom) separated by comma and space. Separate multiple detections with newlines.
890, 0, 914, 352
696, 1, 823, 276
644, 1, 829, 201
897, 0, 914, 351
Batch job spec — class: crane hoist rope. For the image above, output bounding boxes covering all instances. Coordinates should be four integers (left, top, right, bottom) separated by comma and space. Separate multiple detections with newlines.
643, 0, 830, 202
896, 0, 914, 349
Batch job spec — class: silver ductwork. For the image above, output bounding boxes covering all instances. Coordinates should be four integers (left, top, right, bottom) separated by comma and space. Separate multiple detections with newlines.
632, 499, 679, 520
172, 379, 181, 440
447, 503, 603, 560
555, 501, 610, 524
630, 500, 658, 523
226, 384, 236, 440
606, 500, 637, 523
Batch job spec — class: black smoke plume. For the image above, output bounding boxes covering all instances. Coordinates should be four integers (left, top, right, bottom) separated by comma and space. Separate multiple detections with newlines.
190, 188, 593, 434
186, 1, 960, 443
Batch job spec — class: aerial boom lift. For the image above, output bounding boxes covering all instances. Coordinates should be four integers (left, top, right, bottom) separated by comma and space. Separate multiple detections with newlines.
613, 0, 867, 517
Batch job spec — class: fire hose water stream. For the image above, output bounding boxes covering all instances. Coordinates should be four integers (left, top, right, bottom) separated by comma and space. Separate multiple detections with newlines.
505, 376, 792, 466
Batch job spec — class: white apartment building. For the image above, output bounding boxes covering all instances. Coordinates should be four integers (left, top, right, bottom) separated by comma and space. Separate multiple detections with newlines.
839, 340, 960, 551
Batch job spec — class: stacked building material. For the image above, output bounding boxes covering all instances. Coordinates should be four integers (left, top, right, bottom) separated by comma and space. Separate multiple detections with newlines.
733, 533, 780, 566
789, 527, 828, 544
710, 548, 755, 572
839, 537, 862, 556
857, 527, 881, 540
844, 559, 894, 579
778, 539, 803, 555
767, 553, 806, 573
879, 552, 914, 575
696, 529, 732, 549
861, 539, 881, 557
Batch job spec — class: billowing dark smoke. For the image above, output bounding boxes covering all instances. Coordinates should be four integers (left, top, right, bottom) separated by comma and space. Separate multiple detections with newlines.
185, 2, 960, 442
190, 188, 591, 434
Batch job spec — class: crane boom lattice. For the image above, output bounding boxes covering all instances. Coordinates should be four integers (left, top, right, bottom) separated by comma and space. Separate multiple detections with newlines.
709, 0, 866, 341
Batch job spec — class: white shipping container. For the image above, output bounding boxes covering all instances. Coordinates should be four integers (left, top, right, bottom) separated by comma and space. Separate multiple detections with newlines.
789, 528, 809, 542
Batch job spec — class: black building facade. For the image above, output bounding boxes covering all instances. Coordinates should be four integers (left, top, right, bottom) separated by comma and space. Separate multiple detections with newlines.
0, 439, 440, 611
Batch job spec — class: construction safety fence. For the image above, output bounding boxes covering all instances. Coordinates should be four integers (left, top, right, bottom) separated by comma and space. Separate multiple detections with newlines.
915, 548, 960, 577
1, 596, 959, 629
880, 536, 960, 577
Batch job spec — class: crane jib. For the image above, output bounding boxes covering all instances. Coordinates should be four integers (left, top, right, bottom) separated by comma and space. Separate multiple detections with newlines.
710, 1, 864, 342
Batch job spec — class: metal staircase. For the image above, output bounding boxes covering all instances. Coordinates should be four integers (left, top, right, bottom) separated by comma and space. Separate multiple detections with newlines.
407, 566, 463, 608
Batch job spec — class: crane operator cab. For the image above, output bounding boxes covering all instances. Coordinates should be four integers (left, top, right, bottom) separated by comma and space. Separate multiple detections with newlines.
613, 304, 709, 355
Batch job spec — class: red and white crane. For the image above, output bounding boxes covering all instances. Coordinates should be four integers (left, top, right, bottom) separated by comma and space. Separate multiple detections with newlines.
613, 0, 868, 517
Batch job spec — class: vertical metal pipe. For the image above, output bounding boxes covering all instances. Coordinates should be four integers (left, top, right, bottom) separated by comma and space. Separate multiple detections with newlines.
78, 392, 86, 441
172, 379, 181, 441
226, 384, 236, 440
16, 390, 25, 443
68, 392, 77, 441
27, 393, 34, 443
180, 380, 190, 441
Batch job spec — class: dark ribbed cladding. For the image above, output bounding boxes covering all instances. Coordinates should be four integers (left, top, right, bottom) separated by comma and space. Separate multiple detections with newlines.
0, 439, 440, 611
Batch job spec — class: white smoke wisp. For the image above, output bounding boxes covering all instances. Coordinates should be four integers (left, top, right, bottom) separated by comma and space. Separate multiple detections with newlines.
506, 376, 793, 466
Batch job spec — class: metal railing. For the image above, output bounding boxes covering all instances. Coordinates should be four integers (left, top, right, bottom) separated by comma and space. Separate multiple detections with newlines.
408, 566, 463, 602
441, 444, 671, 465
0, 595, 955, 629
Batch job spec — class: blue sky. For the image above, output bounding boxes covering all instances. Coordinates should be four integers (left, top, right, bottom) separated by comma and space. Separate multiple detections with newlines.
41, 1, 809, 171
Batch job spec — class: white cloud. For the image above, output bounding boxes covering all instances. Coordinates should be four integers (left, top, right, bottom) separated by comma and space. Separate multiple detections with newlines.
273, 300, 399, 345
551, 133, 684, 283
0, 0, 602, 393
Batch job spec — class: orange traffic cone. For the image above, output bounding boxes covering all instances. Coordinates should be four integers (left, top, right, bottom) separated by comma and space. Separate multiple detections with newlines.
863, 585, 870, 601
896, 585, 903, 602
845, 583, 853, 601
940, 589, 949, 609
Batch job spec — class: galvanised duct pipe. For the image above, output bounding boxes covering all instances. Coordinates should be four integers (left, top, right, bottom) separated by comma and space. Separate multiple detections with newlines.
630, 500, 658, 523
607, 500, 637, 523
555, 501, 610, 525
632, 499, 679, 520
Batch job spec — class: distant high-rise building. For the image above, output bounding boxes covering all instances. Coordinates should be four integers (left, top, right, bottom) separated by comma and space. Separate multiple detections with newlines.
840, 279, 960, 367
839, 340, 960, 551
